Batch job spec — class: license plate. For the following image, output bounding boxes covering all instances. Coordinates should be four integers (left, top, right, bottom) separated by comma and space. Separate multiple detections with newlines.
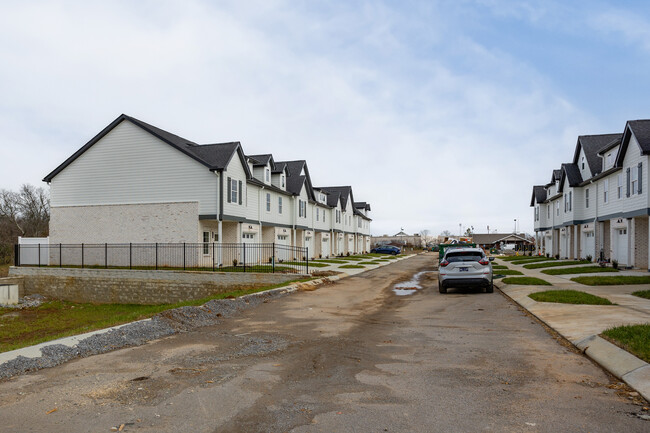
459, 267, 469, 272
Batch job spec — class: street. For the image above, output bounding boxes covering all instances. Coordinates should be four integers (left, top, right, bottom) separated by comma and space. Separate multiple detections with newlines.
0, 253, 647, 432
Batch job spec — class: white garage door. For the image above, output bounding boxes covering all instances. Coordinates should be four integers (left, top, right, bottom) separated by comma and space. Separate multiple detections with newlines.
615, 228, 628, 266
321, 238, 330, 257
582, 231, 595, 260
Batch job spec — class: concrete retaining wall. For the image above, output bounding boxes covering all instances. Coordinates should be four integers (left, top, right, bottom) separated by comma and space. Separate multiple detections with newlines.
8, 267, 305, 305
0, 277, 24, 297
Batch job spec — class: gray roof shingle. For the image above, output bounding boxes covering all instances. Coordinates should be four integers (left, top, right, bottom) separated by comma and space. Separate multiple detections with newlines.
574, 133, 621, 178
627, 120, 650, 154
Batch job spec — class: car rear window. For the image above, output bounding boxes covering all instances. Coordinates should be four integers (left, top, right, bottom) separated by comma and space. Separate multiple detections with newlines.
446, 251, 483, 263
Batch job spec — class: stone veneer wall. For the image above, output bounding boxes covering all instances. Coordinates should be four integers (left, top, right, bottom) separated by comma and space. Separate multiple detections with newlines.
8, 267, 305, 305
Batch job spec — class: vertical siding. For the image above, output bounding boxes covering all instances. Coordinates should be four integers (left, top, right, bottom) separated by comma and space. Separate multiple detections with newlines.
223, 154, 249, 219
50, 121, 218, 214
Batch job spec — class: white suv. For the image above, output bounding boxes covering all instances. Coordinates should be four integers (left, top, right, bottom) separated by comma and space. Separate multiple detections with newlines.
438, 247, 493, 294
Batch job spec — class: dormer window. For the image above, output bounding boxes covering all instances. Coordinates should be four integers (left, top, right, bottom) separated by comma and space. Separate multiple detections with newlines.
606, 153, 613, 169
581, 156, 585, 170
265, 168, 270, 182
281, 175, 285, 188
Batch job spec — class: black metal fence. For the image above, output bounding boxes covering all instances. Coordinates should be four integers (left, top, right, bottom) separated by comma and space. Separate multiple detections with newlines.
14, 243, 309, 274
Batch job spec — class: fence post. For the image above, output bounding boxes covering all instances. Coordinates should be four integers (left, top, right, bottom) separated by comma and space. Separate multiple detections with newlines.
155, 242, 158, 270
14, 244, 19, 267
306, 247, 309, 274
243, 243, 246, 273
59, 243, 62, 267
183, 242, 186, 270
81, 243, 84, 268
212, 242, 215, 272
38, 243, 41, 267
129, 242, 132, 269
272, 242, 275, 273
105, 243, 108, 269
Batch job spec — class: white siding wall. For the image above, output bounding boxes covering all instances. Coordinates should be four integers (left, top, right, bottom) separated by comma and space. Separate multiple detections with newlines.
578, 148, 592, 181
50, 121, 218, 215
223, 155, 249, 219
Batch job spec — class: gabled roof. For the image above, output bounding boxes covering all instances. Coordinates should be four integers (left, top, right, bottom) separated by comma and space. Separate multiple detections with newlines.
530, 185, 546, 207
572, 133, 621, 179
43, 114, 249, 182
472, 233, 531, 245
559, 163, 583, 191
247, 154, 274, 166
354, 202, 371, 211
616, 120, 650, 168
271, 161, 287, 174
281, 160, 316, 200
319, 186, 353, 209
627, 120, 650, 154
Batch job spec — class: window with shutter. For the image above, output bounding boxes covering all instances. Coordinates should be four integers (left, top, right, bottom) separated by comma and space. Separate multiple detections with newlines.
227, 178, 232, 203
638, 162, 643, 194
238, 181, 242, 204
627, 167, 631, 197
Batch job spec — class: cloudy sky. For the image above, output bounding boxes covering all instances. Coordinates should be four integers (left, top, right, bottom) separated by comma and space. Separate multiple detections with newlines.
1, 0, 649, 237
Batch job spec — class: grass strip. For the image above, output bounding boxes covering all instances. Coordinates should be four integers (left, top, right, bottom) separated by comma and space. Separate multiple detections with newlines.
494, 270, 523, 276
500, 256, 552, 262
359, 261, 382, 265
501, 276, 551, 286
510, 258, 555, 265
602, 324, 650, 363
571, 275, 650, 286
541, 266, 619, 275
633, 290, 650, 300
312, 259, 348, 264
339, 264, 365, 269
492, 265, 508, 270
0, 278, 311, 353
523, 260, 590, 269
528, 289, 613, 305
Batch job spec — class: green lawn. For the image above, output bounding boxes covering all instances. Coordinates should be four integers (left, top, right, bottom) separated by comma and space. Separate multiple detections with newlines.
523, 260, 590, 269
359, 261, 382, 265
501, 276, 552, 286
602, 324, 650, 363
571, 276, 650, 286
0, 278, 310, 353
528, 289, 613, 305
541, 266, 619, 275
491, 265, 508, 270
509, 258, 555, 265
339, 264, 365, 269
312, 259, 348, 264
494, 270, 523, 276
633, 290, 650, 300
500, 256, 550, 262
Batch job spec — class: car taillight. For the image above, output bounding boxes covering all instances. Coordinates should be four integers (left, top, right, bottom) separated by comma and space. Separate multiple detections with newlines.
440, 260, 449, 267
479, 258, 490, 266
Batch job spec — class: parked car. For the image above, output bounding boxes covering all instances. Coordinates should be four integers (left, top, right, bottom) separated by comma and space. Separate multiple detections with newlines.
371, 245, 401, 255
438, 247, 493, 294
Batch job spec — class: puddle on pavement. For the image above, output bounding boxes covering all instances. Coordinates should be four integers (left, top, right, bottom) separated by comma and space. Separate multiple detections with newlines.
393, 271, 432, 296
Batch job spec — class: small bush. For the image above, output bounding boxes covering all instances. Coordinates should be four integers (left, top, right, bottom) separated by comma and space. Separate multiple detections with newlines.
586, 255, 592, 262
612, 260, 619, 269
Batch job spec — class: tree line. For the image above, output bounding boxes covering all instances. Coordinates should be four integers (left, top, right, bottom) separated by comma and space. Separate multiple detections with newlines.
0, 184, 50, 263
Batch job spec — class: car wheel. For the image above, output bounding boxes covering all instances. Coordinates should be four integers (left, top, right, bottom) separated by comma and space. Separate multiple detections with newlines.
486, 280, 494, 293
392, 251, 397, 255
438, 281, 447, 294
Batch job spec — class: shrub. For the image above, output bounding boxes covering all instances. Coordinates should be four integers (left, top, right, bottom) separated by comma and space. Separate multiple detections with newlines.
612, 260, 619, 269
586, 255, 592, 262
554, 254, 559, 260
233, 259, 238, 266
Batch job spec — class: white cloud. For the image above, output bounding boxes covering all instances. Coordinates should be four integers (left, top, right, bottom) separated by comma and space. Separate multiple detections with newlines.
0, 0, 595, 238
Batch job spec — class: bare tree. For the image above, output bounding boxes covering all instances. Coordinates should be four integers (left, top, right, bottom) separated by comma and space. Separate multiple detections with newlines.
0, 184, 50, 242
439, 230, 453, 237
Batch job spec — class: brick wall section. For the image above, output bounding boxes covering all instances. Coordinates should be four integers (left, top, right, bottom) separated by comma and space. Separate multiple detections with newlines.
634, 216, 649, 270
50, 202, 199, 244
8, 267, 305, 305
0, 277, 24, 297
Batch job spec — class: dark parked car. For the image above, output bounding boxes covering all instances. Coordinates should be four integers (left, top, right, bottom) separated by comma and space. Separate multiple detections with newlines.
371, 245, 401, 255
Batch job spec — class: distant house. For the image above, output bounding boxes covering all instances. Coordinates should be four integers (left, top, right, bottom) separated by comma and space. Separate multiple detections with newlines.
472, 233, 533, 250
371, 231, 425, 248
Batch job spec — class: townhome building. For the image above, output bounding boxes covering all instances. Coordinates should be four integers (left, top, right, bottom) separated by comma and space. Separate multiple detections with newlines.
531, 121, 649, 270
43, 114, 372, 262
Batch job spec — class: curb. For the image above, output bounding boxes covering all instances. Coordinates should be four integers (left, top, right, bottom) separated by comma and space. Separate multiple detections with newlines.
495, 280, 650, 402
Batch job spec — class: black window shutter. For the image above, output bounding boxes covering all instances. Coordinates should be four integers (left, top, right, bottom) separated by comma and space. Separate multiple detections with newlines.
638, 163, 643, 194
626, 168, 631, 197
238, 180, 242, 204
227, 177, 232, 203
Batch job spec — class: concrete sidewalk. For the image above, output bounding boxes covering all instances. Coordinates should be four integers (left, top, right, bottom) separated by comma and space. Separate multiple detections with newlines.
494, 257, 650, 402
